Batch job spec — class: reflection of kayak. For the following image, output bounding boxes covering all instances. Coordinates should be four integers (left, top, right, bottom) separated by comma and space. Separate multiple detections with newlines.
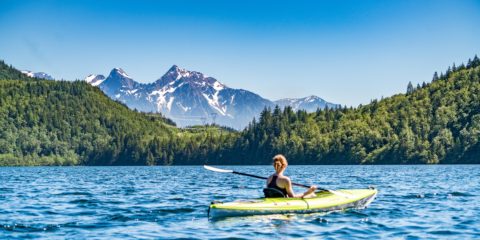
208, 188, 377, 219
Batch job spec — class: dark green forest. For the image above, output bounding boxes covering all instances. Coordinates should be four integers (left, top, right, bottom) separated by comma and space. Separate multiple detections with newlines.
0, 55, 479, 166
0, 60, 235, 166
231, 56, 480, 164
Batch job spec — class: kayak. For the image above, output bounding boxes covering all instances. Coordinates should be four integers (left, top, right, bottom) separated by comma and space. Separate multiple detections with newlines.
208, 188, 377, 219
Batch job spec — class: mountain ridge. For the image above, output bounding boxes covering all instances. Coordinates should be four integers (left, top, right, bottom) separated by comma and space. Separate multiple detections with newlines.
21, 70, 54, 80
85, 65, 339, 129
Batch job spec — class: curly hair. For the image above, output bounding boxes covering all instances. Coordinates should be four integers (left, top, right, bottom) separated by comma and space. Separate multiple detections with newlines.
272, 154, 288, 173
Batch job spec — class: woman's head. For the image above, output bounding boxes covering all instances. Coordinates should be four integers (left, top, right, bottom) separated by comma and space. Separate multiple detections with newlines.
272, 154, 288, 173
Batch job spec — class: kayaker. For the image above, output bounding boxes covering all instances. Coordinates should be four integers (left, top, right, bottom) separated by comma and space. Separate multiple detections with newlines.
265, 154, 317, 198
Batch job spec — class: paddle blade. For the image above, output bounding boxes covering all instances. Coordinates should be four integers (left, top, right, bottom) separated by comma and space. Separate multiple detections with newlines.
204, 165, 233, 173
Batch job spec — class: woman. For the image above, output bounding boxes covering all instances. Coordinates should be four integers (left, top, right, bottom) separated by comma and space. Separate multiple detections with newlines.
265, 154, 317, 198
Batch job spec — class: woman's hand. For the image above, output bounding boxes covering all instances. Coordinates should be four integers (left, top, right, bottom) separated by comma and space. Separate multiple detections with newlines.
301, 185, 317, 198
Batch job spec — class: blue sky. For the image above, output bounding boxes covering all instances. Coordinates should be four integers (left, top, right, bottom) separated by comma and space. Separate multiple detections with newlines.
0, 0, 479, 106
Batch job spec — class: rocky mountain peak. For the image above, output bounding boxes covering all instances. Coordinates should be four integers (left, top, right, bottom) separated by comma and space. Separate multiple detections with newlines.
156, 65, 212, 87
109, 68, 131, 79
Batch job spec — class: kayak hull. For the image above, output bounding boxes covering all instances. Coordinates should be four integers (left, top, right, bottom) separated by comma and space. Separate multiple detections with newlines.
208, 188, 377, 219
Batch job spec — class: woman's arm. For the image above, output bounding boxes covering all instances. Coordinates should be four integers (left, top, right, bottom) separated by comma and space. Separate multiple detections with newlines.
285, 179, 302, 198
285, 178, 317, 198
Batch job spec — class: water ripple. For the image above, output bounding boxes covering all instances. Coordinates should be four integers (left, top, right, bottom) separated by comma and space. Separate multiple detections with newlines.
0, 165, 479, 239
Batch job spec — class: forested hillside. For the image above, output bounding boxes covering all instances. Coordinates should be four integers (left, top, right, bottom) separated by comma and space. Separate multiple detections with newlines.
227, 55, 480, 164
0, 60, 32, 81
0, 60, 235, 166
0, 56, 479, 166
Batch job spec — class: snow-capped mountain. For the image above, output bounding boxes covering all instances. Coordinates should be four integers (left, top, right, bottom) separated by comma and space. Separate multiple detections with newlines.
95, 68, 152, 112
21, 70, 54, 80
85, 66, 338, 129
274, 95, 340, 112
84, 74, 106, 86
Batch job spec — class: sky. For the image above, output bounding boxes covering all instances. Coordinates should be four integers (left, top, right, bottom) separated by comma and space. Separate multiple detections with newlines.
0, 0, 479, 106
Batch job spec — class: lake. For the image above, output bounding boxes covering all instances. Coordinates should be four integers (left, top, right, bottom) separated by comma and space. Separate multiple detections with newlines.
0, 165, 479, 239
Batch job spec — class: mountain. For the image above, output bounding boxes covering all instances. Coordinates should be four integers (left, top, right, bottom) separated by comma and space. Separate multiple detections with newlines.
84, 74, 106, 86
21, 70, 54, 80
86, 65, 338, 129
0, 59, 234, 166
274, 95, 340, 112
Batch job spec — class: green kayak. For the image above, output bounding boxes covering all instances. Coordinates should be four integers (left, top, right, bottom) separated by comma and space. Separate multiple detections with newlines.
208, 188, 377, 219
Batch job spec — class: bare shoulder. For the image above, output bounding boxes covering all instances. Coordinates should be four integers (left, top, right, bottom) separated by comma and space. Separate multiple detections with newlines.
277, 176, 291, 186
280, 175, 291, 181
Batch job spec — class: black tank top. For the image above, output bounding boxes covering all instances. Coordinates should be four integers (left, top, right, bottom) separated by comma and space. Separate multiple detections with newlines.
268, 175, 288, 196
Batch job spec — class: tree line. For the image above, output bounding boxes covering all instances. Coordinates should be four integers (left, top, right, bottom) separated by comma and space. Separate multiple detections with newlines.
224, 55, 480, 164
0, 55, 479, 166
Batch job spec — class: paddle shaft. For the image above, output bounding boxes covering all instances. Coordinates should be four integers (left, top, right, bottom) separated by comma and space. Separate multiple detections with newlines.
232, 171, 312, 189
204, 165, 348, 197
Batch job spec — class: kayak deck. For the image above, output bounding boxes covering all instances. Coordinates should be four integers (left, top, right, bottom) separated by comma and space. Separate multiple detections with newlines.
208, 188, 377, 219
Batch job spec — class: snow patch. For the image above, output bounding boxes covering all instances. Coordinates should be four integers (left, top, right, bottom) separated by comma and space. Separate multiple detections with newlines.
213, 81, 224, 91
127, 89, 138, 94
114, 68, 130, 78
177, 102, 191, 112
92, 80, 105, 86
202, 92, 227, 116
21, 70, 34, 77
85, 74, 96, 82
305, 96, 317, 103
167, 97, 174, 111
149, 84, 180, 111
85, 74, 106, 86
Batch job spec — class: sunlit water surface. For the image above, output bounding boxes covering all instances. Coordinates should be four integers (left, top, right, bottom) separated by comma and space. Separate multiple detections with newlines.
0, 165, 479, 239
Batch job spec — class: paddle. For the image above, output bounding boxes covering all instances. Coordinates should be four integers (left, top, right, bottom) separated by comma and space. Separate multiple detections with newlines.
204, 165, 350, 198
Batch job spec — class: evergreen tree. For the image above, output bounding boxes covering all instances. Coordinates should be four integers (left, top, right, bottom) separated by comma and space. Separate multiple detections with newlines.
406, 81, 414, 94
467, 58, 473, 68
445, 66, 452, 78
432, 72, 439, 81
473, 55, 480, 67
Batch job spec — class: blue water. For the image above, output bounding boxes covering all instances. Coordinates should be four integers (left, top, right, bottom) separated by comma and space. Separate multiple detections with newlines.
0, 165, 479, 239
